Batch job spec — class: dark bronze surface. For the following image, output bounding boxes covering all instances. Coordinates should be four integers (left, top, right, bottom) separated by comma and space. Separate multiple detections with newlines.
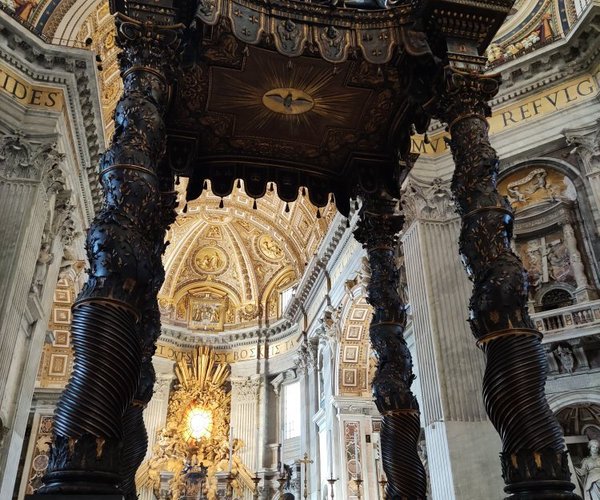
430, 68, 580, 500
171, 22, 428, 214
39, 15, 183, 495
354, 193, 426, 499
36, 0, 563, 497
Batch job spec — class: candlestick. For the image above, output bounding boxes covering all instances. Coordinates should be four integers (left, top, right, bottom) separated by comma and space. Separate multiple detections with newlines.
228, 425, 234, 473
277, 442, 282, 473
379, 475, 387, 500
252, 473, 261, 500
299, 452, 314, 500
280, 426, 285, 473
327, 475, 338, 500
354, 475, 363, 500
328, 429, 333, 478
277, 470, 287, 496
254, 428, 260, 472
226, 473, 234, 499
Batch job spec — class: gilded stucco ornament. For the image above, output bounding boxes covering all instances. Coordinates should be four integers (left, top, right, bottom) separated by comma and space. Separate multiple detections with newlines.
140, 347, 254, 500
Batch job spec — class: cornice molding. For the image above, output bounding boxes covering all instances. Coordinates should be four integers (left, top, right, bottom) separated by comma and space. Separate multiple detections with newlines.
160, 317, 299, 350
0, 12, 105, 221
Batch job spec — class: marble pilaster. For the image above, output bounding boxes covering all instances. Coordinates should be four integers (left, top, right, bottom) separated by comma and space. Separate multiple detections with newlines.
0, 134, 75, 497
138, 356, 175, 500
401, 177, 504, 500
231, 375, 262, 472
564, 119, 600, 233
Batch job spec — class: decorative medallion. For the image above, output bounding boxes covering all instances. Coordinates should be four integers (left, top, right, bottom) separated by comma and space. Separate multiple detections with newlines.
257, 234, 285, 261
32, 454, 49, 472
193, 246, 227, 274
262, 88, 315, 115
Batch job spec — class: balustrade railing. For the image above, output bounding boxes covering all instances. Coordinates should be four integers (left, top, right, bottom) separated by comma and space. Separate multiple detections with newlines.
532, 299, 600, 336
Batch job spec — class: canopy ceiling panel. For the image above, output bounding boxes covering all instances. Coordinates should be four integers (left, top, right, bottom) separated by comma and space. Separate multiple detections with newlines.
163, 0, 438, 216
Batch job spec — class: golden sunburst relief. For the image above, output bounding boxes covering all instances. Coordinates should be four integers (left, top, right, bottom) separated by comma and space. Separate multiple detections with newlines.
139, 347, 255, 499
208, 47, 371, 144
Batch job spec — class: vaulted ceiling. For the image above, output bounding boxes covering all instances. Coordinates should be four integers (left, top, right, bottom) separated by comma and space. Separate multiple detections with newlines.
158, 181, 334, 332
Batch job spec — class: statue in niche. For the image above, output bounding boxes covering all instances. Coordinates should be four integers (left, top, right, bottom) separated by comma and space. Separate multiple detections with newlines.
576, 439, 600, 500
176, 298, 188, 320
554, 345, 576, 373
524, 240, 543, 289
547, 238, 573, 283
30, 241, 54, 297
267, 293, 278, 318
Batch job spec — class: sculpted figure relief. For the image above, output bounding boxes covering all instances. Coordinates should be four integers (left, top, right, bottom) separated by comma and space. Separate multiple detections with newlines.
577, 440, 600, 500
31, 242, 54, 296
258, 235, 284, 261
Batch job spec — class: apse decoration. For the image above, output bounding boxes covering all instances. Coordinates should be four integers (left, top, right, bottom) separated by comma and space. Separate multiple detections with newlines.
158, 188, 326, 331
140, 347, 253, 499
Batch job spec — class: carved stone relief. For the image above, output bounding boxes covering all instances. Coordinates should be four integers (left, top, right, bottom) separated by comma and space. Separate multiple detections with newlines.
401, 176, 456, 226
565, 119, 600, 175
498, 166, 576, 211
0, 135, 65, 184
231, 376, 261, 402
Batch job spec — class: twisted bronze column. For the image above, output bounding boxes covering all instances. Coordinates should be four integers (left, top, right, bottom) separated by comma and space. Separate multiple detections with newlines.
119, 165, 178, 499
354, 194, 426, 499
39, 17, 183, 495
120, 359, 155, 499
433, 69, 579, 499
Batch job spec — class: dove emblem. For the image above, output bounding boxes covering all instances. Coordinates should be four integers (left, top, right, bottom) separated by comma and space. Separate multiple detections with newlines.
262, 87, 315, 115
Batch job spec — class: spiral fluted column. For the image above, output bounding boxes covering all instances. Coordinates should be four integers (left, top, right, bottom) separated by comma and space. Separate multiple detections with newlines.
39, 16, 183, 495
119, 166, 178, 499
120, 361, 154, 499
354, 194, 426, 499
432, 69, 579, 499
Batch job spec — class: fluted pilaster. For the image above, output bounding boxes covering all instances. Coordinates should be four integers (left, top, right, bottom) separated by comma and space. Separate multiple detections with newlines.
231, 376, 261, 472
402, 182, 505, 499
